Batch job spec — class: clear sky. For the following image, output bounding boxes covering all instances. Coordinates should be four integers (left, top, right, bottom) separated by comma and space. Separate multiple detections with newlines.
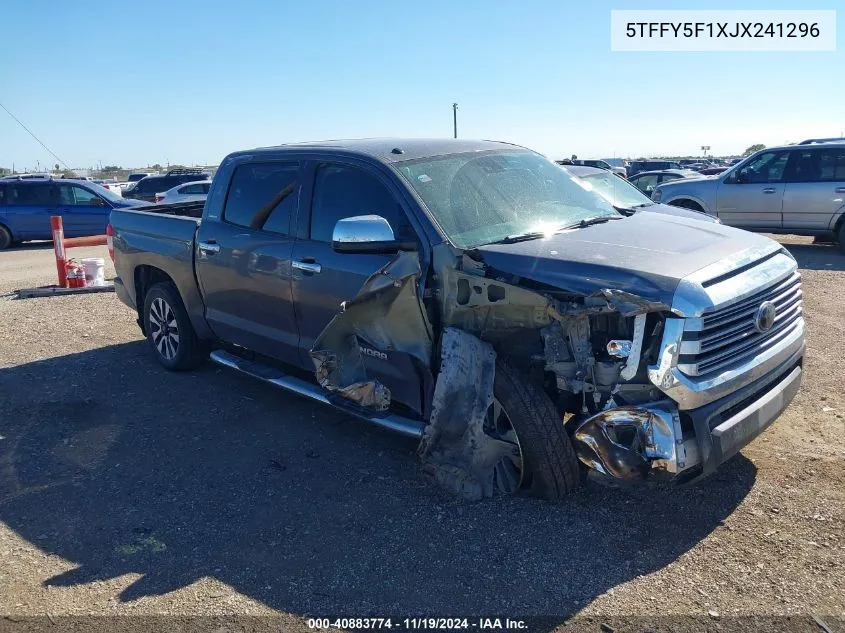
0, 0, 842, 170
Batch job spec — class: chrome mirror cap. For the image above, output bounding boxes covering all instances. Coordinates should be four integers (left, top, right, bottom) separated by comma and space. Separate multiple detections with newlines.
332, 215, 395, 244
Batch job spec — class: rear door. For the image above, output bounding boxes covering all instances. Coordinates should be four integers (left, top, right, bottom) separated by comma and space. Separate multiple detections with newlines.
290, 161, 423, 409
1, 181, 58, 239
782, 147, 845, 231
194, 161, 301, 364
56, 184, 111, 236
716, 150, 788, 229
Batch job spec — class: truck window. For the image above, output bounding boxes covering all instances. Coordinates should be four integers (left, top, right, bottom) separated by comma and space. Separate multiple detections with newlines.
310, 165, 406, 242
222, 162, 299, 233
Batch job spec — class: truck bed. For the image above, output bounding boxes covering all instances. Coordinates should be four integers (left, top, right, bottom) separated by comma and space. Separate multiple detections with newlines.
109, 205, 207, 336
131, 200, 205, 219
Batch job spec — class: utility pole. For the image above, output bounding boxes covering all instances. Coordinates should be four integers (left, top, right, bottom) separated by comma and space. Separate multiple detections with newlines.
452, 103, 458, 139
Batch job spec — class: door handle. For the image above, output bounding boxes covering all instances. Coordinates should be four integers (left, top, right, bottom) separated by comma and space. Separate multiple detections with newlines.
762, 187, 777, 194
198, 240, 220, 256
292, 260, 322, 274
836, 187, 845, 193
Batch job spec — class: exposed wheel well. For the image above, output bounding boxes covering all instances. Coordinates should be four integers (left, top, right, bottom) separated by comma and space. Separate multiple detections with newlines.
668, 199, 705, 212
134, 265, 175, 332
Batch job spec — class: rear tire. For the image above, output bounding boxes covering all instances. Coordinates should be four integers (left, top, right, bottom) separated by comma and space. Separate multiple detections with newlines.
837, 222, 845, 252
142, 282, 207, 370
493, 359, 581, 500
0, 226, 11, 250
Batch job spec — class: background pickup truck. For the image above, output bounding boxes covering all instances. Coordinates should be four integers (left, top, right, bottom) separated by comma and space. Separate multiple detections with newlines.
110, 139, 805, 501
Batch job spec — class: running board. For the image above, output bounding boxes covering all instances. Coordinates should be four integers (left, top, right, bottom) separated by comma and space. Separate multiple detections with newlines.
209, 350, 425, 439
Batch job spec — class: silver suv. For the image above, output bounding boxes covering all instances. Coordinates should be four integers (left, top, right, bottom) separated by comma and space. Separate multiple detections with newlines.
653, 138, 845, 249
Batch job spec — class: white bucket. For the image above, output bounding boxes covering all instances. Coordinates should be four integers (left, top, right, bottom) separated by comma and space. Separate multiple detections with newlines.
80, 258, 106, 287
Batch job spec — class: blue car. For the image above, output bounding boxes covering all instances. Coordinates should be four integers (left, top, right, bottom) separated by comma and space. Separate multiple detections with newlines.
0, 176, 146, 249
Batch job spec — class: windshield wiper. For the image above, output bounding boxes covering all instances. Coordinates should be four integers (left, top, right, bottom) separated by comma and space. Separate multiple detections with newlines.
568, 215, 624, 229
614, 203, 654, 215
484, 214, 624, 245
485, 231, 549, 245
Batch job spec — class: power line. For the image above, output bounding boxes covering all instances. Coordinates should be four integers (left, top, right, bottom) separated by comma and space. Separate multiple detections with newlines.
0, 99, 69, 169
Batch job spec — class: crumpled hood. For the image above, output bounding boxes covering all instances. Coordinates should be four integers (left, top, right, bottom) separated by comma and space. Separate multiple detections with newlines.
472, 212, 777, 304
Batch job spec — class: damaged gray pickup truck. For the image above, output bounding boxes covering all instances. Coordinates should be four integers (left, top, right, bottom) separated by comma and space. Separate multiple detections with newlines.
110, 139, 805, 501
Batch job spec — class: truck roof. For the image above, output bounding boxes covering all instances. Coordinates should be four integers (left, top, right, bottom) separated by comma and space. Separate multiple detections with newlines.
244, 138, 526, 163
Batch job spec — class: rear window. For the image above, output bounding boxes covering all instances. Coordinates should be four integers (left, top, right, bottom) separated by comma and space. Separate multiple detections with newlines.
128, 173, 151, 182
134, 178, 164, 193
222, 162, 299, 233
180, 183, 208, 195
6, 182, 55, 205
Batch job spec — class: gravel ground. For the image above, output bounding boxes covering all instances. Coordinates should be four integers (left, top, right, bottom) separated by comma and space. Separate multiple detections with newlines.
0, 239, 842, 633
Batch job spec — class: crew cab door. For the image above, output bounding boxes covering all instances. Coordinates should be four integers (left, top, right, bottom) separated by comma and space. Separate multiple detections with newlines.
716, 150, 788, 229
782, 147, 845, 231
290, 161, 424, 411
194, 161, 301, 364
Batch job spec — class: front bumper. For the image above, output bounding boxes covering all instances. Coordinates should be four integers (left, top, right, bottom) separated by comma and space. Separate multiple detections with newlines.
572, 346, 803, 481
680, 348, 803, 481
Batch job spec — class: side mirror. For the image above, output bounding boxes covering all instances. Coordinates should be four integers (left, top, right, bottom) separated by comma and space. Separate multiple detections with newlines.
332, 215, 416, 253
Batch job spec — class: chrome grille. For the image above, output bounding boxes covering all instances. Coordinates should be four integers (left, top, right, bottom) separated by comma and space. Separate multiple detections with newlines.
678, 272, 803, 377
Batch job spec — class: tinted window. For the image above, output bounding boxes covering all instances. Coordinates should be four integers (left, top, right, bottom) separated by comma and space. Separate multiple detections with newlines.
58, 185, 101, 205
736, 151, 788, 183
175, 173, 207, 185
819, 149, 845, 181
223, 162, 299, 233
310, 165, 407, 243
0, 184, 6, 205
6, 182, 55, 205
135, 178, 163, 193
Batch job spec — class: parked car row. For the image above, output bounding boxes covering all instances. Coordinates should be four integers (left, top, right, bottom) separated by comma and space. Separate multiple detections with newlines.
122, 168, 211, 203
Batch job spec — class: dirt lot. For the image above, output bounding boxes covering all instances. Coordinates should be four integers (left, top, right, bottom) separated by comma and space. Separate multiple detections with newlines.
0, 239, 843, 632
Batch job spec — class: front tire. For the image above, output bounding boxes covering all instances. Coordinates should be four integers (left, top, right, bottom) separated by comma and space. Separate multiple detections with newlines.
142, 283, 207, 370
0, 225, 12, 250
493, 359, 581, 499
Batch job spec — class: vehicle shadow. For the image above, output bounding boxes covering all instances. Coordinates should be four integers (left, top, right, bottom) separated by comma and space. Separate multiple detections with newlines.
781, 243, 845, 272
0, 342, 756, 622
